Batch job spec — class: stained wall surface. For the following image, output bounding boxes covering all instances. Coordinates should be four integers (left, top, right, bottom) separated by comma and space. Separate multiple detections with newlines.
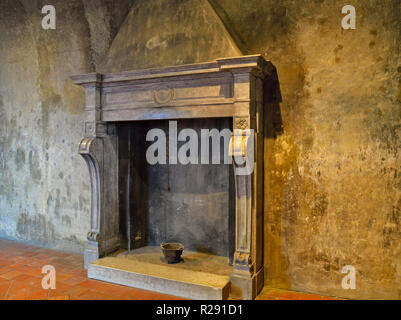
0, 0, 400, 299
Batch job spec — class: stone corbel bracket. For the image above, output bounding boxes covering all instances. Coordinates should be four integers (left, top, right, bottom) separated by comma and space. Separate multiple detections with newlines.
73, 74, 120, 269
78, 138, 102, 268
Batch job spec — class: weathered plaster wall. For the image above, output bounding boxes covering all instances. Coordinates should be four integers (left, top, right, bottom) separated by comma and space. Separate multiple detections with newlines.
0, 0, 133, 251
231, 0, 401, 300
0, 0, 400, 299
99, 0, 241, 72
219, 0, 400, 299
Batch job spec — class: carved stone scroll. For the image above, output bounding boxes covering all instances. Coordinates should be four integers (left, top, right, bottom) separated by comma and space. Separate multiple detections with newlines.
79, 134, 119, 268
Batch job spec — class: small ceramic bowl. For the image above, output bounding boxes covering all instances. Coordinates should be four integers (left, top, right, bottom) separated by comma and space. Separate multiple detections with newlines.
160, 243, 184, 264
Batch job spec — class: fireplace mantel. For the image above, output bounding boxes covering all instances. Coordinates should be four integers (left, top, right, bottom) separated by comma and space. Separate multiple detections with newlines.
71, 55, 273, 299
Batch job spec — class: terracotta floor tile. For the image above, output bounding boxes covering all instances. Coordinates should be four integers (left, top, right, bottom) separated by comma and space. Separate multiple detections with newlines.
8, 257, 33, 265
48, 295, 69, 300
26, 260, 46, 268
54, 272, 74, 282
0, 276, 9, 283
279, 292, 304, 300
0, 267, 12, 275
0, 270, 22, 280
79, 279, 106, 290
0, 259, 13, 267
0, 281, 11, 299
61, 276, 87, 286
26, 287, 49, 300
4, 289, 29, 300
47, 282, 74, 297
45, 250, 67, 257
14, 266, 43, 277
12, 274, 42, 287
61, 285, 90, 297
0, 238, 340, 301
30, 255, 56, 263
97, 282, 128, 290
3, 262, 28, 270
302, 294, 324, 300
5, 282, 30, 300
71, 290, 117, 300
321, 296, 342, 300
99, 288, 138, 299
61, 268, 86, 277
15, 251, 41, 258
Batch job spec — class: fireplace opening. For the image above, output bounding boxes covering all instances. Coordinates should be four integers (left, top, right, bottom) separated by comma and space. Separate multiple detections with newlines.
117, 118, 236, 267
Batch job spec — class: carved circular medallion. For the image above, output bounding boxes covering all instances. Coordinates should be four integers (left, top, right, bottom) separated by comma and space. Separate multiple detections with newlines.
235, 118, 248, 129
153, 86, 174, 105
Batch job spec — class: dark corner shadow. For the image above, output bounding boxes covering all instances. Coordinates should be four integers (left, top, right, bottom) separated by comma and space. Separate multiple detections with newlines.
264, 62, 284, 139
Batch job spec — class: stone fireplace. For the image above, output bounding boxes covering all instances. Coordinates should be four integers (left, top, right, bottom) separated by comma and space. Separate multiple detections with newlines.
71, 55, 273, 300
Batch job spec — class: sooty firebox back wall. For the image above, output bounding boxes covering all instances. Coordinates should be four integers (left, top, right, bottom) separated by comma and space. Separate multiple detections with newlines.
118, 118, 235, 258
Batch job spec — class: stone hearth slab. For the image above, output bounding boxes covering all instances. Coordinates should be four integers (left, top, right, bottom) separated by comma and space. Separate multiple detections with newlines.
116, 246, 232, 276
88, 257, 231, 300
